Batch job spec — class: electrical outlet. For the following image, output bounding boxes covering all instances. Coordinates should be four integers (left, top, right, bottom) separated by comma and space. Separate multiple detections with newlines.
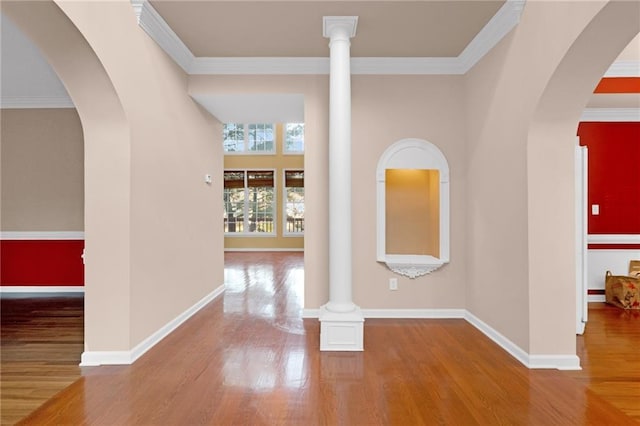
389, 278, 398, 291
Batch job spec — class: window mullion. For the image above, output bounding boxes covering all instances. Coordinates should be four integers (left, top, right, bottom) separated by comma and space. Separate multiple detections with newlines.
243, 172, 249, 233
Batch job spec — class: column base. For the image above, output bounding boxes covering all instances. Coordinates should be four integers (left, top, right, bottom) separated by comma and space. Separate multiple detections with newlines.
319, 304, 364, 351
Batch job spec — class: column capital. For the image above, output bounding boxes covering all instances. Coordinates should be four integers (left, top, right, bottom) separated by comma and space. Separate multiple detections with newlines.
323, 16, 358, 39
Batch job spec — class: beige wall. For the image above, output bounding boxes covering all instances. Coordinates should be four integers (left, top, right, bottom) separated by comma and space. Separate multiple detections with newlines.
224, 124, 304, 250
351, 75, 467, 309
1, 108, 84, 231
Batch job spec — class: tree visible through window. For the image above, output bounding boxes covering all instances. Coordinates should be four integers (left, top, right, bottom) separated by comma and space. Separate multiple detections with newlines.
284, 123, 304, 153
284, 170, 304, 234
223, 123, 274, 154
224, 170, 275, 234
223, 124, 245, 152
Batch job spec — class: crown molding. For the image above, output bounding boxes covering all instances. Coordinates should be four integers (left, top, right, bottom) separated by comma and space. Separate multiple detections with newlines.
0, 95, 74, 109
191, 57, 329, 75
132, 0, 195, 73
351, 57, 465, 75
190, 57, 468, 75
580, 108, 640, 122
133, 0, 525, 76
604, 61, 640, 77
457, 0, 526, 73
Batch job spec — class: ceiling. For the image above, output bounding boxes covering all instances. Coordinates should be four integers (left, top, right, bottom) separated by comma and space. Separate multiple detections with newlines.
1, 1, 638, 120
149, 1, 504, 58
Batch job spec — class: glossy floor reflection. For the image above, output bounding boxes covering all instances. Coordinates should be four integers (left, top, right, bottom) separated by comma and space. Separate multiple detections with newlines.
13, 252, 639, 425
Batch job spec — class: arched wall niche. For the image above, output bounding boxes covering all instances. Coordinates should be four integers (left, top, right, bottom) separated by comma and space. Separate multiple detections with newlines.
376, 138, 450, 278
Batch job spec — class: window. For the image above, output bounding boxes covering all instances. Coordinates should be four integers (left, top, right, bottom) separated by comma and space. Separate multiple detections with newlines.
223, 123, 275, 154
284, 123, 305, 154
223, 123, 245, 152
284, 170, 304, 235
224, 170, 275, 234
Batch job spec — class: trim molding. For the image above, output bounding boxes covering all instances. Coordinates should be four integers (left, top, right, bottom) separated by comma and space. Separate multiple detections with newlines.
192, 57, 328, 75
304, 308, 581, 370
456, 0, 525, 73
588, 295, 606, 303
580, 108, 640, 122
0, 286, 84, 294
464, 310, 531, 368
464, 311, 581, 370
1, 231, 84, 240
0, 96, 74, 109
302, 308, 320, 318
588, 234, 640, 244
80, 284, 225, 366
528, 354, 581, 370
362, 308, 465, 318
224, 248, 304, 252
133, 0, 194, 73
303, 308, 465, 319
135, 0, 524, 76
604, 60, 640, 77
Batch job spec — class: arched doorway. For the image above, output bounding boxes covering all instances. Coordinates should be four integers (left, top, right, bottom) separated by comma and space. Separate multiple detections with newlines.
2, 0, 133, 358
527, 0, 639, 360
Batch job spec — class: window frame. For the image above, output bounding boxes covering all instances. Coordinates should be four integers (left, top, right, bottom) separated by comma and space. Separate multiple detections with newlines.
223, 123, 276, 155
282, 169, 305, 236
224, 168, 277, 236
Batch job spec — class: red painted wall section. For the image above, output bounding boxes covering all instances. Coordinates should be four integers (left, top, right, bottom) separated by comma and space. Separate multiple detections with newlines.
578, 122, 640, 235
594, 77, 640, 93
0, 240, 84, 286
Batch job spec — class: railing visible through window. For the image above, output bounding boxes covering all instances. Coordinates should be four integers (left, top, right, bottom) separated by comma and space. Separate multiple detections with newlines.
224, 170, 275, 234
284, 170, 304, 235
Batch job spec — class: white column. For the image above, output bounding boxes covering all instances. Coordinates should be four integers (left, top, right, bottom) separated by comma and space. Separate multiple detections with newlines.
319, 16, 364, 351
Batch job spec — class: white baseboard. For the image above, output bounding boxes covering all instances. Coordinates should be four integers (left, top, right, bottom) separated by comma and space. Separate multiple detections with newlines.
79, 351, 133, 366
588, 295, 606, 303
362, 308, 465, 318
80, 284, 225, 366
302, 308, 320, 318
305, 307, 581, 370
528, 354, 581, 370
303, 308, 465, 319
464, 311, 581, 370
464, 311, 531, 368
224, 248, 304, 252
1, 286, 84, 294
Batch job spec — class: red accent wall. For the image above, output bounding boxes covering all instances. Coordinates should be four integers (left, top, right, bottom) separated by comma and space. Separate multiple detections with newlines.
0, 240, 84, 286
578, 122, 640, 235
594, 77, 640, 94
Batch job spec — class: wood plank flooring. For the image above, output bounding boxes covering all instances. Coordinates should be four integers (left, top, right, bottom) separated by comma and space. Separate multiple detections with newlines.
1, 252, 639, 425
1, 295, 83, 425
566, 303, 640, 421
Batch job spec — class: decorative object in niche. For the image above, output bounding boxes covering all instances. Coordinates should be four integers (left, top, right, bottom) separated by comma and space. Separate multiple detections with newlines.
376, 139, 450, 278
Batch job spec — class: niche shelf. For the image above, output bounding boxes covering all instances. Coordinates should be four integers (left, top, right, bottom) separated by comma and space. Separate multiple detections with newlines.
376, 139, 450, 278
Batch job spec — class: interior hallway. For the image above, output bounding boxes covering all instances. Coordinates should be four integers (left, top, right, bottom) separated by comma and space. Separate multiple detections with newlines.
1, 252, 638, 424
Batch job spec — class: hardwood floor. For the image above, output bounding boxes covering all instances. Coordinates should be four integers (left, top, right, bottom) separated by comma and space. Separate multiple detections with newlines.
1, 295, 83, 425
2, 252, 639, 425
566, 303, 640, 421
